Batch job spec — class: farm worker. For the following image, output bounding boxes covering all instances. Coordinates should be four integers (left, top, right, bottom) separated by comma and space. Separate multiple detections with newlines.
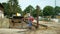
28, 16, 34, 29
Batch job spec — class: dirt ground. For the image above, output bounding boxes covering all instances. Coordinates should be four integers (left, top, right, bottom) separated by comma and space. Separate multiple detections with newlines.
0, 22, 60, 34
26, 22, 60, 34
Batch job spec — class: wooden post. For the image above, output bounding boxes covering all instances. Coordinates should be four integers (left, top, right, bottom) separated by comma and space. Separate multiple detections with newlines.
37, 11, 39, 28
36, 5, 40, 28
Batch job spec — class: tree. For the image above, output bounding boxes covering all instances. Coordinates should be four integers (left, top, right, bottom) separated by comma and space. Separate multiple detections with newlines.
2, 0, 22, 17
2, 3, 10, 16
31, 6, 42, 17
24, 5, 34, 15
55, 6, 60, 15
31, 9, 37, 17
43, 6, 54, 16
31, 10, 42, 17
8, 0, 22, 14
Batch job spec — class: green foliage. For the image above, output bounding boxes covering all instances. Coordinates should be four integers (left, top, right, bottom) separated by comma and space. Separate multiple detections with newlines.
1, 1, 60, 18
43, 6, 54, 16
24, 5, 34, 13
2, 0, 22, 18
31, 9, 37, 17
8, 0, 22, 14
2, 3, 10, 16
55, 6, 60, 15
31, 5, 42, 17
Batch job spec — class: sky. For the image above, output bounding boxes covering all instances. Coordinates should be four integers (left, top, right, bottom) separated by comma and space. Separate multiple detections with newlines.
0, 0, 60, 10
